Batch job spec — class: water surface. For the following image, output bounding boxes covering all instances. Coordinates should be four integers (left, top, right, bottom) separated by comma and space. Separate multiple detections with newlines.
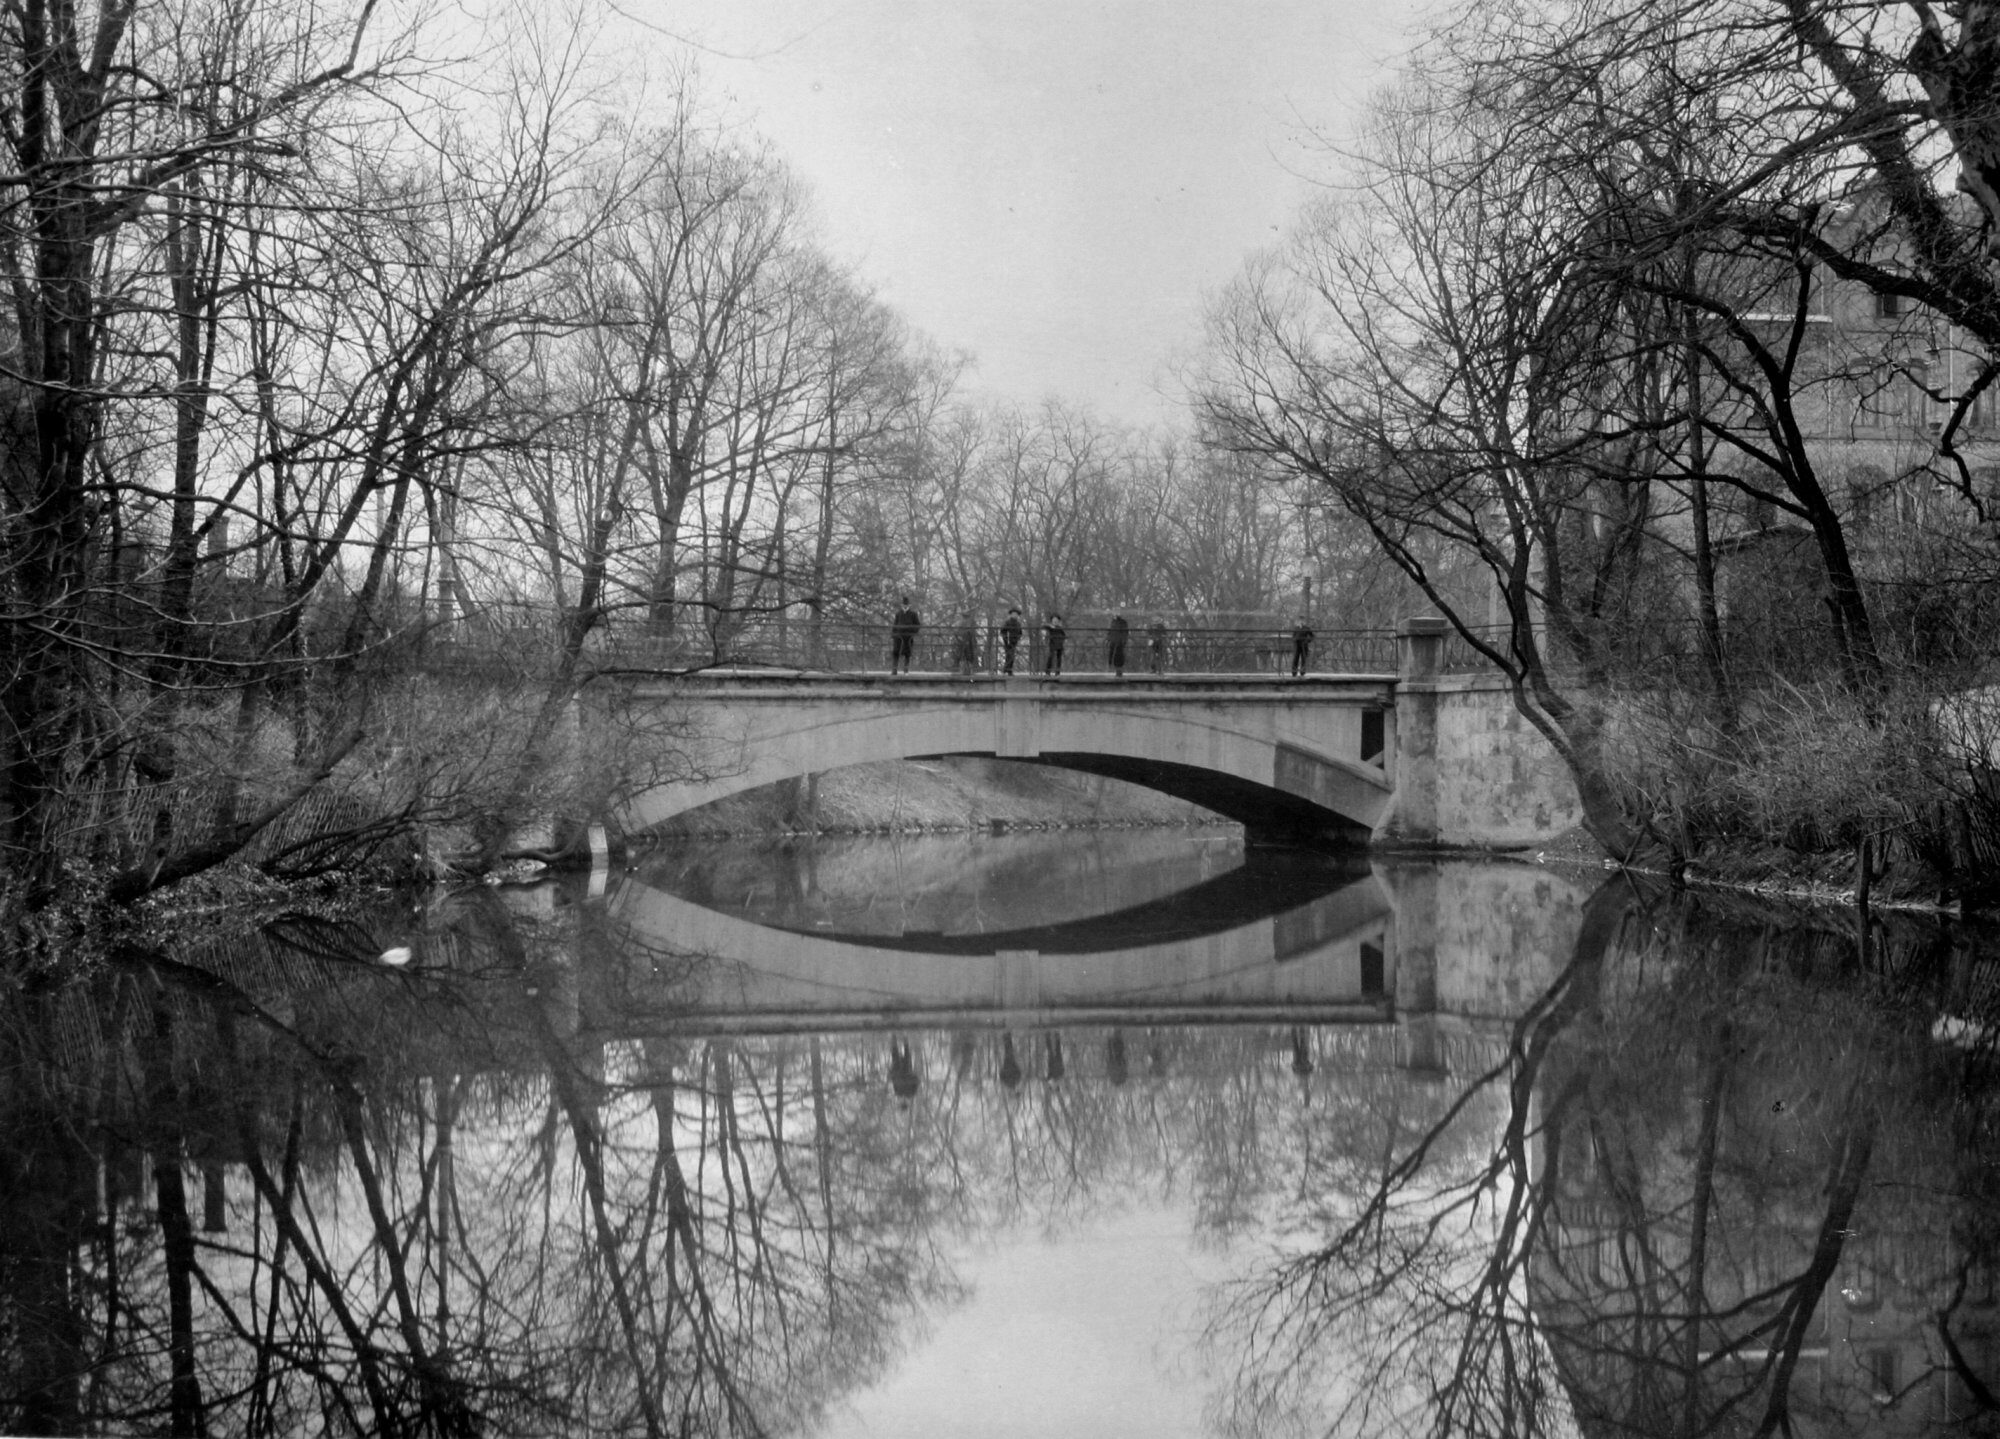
2, 831, 1996, 1436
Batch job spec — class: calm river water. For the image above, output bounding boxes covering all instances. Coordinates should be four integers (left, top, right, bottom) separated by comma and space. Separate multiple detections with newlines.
4, 826, 1998, 1437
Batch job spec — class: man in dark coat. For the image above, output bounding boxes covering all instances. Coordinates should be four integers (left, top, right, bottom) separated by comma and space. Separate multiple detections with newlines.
1108, 613, 1129, 676
953, 615, 979, 675
890, 596, 920, 673
1043, 613, 1066, 675
1000, 606, 1024, 674
1290, 616, 1315, 676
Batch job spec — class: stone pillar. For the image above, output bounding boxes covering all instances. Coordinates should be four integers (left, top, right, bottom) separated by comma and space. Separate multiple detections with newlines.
1398, 615, 1449, 680
552, 694, 618, 869
1372, 617, 1447, 846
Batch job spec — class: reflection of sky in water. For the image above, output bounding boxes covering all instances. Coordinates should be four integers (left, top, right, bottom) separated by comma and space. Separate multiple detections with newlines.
815, 1204, 1238, 1438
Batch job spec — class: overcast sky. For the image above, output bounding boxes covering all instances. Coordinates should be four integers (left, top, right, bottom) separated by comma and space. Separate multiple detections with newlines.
612, 1, 1417, 428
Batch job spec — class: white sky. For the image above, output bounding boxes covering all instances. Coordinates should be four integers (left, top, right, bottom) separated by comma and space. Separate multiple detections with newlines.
610, 0, 1418, 428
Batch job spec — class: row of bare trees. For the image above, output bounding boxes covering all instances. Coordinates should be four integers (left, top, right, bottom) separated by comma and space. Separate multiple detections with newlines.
866, 396, 1342, 625
1198, 0, 2000, 885
0, 0, 1348, 931
0, 0, 641, 913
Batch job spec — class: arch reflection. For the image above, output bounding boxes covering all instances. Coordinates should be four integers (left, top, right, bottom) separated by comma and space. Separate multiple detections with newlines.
609, 851, 1398, 1029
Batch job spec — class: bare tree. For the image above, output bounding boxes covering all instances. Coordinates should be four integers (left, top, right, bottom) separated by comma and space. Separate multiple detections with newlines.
1199, 77, 1659, 855
0, 0, 408, 903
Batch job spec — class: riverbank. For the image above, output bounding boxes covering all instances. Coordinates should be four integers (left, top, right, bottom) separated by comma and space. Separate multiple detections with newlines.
1525, 821, 1984, 918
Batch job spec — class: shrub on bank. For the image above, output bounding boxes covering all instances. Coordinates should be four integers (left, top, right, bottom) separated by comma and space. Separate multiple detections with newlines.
37, 670, 696, 899
1599, 677, 2000, 907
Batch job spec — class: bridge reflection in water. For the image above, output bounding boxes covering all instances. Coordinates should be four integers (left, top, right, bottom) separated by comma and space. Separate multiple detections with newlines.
608, 849, 1403, 1033
8, 857, 1997, 1439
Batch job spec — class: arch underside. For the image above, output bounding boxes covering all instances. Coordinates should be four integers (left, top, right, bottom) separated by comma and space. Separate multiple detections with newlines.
621, 701, 1392, 843
930, 751, 1375, 845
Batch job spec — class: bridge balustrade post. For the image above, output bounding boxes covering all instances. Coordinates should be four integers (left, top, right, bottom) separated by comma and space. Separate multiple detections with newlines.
1397, 615, 1449, 679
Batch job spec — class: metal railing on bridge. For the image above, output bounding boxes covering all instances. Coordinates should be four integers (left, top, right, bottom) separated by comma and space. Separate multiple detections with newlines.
402, 603, 1896, 690
410, 609, 1407, 679
654, 615, 1407, 677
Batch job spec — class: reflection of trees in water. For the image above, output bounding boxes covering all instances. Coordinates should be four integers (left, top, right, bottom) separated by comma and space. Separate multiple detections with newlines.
0, 898, 950, 1437
0, 891, 1473, 1436
1206, 889, 2000, 1439
20, 882, 1985, 1438
854, 1020, 1503, 1275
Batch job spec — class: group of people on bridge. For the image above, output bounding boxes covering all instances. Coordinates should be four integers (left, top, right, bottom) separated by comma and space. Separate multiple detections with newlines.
888, 597, 1317, 678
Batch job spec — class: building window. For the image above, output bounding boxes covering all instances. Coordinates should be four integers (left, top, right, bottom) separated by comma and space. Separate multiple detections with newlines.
1848, 466, 1885, 526
1907, 366, 1934, 427
1844, 1251, 1879, 1310
1865, 1347, 1898, 1404
1875, 292, 1905, 319
1970, 1255, 1998, 1307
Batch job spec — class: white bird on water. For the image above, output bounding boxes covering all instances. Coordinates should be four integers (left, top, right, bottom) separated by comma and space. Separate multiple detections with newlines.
378, 945, 413, 967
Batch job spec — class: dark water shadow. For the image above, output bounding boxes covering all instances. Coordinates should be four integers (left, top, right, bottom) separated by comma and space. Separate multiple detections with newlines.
753, 847, 1378, 955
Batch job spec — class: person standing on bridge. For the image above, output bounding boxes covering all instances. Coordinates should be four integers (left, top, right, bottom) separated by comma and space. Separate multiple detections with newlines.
1042, 613, 1067, 675
1148, 616, 1168, 673
1000, 606, 1024, 674
1290, 616, 1315, 677
952, 614, 979, 676
1108, 613, 1130, 676
890, 595, 921, 673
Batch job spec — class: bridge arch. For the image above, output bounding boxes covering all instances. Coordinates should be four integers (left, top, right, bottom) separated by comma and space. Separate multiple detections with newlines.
615, 676, 1396, 844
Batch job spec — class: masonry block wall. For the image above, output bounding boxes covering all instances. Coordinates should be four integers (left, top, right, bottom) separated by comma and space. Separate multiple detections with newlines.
1428, 676, 1582, 846
1375, 620, 1583, 850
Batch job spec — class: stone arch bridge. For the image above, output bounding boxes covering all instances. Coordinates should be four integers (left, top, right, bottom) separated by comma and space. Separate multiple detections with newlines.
611, 622, 1582, 850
